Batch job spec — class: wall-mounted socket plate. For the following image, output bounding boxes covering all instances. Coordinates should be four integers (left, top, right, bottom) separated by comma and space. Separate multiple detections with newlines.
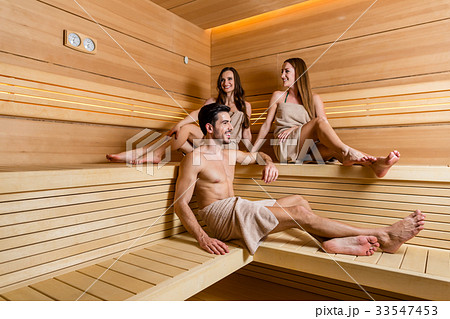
63, 30, 97, 54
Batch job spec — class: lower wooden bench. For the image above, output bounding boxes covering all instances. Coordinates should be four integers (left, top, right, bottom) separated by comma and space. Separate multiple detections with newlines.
1, 233, 251, 301
1, 163, 449, 301
255, 229, 450, 301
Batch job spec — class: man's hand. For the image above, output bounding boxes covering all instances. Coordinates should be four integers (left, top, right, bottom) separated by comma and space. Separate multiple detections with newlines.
198, 235, 229, 255
262, 161, 278, 183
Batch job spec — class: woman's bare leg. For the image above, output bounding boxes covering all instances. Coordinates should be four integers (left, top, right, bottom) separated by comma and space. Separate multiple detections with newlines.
298, 117, 374, 165
299, 117, 400, 177
106, 139, 158, 163
135, 124, 203, 164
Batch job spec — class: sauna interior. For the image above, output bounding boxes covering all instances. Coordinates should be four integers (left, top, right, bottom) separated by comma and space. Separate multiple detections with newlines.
0, 0, 449, 301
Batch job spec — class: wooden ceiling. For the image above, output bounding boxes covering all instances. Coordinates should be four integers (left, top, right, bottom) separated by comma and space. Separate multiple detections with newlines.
150, 0, 309, 29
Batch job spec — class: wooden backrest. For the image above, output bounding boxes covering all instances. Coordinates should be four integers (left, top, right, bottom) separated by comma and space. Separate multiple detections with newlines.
235, 165, 450, 250
0, 63, 200, 166
0, 164, 191, 294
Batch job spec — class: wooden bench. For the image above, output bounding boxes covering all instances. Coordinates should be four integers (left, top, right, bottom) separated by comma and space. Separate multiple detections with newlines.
234, 164, 450, 300
0, 164, 252, 301
1, 163, 448, 301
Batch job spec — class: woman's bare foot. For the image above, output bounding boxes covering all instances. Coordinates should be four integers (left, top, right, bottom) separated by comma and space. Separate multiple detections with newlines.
370, 150, 400, 178
342, 148, 375, 166
106, 148, 145, 163
132, 151, 162, 165
322, 236, 380, 256
378, 210, 425, 253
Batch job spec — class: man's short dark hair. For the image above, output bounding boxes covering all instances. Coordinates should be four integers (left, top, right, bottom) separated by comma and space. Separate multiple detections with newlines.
198, 103, 230, 135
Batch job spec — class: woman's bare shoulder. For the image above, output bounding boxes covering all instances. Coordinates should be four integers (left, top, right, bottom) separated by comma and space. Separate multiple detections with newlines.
272, 90, 285, 98
204, 97, 217, 105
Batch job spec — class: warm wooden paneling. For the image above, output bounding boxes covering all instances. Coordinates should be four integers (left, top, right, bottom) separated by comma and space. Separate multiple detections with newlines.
152, 0, 309, 29
211, 0, 449, 94
212, 0, 450, 66
0, 63, 194, 165
0, 165, 183, 293
1, 0, 211, 100
335, 125, 450, 166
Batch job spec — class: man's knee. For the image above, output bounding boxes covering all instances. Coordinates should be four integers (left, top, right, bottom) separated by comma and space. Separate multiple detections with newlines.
292, 194, 309, 206
291, 205, 314, 226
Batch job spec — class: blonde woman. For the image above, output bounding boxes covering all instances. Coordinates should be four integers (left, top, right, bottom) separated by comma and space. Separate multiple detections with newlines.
252, 58, 399, 178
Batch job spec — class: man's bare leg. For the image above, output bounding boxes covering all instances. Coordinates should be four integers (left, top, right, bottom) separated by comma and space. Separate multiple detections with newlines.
267, 196, 425, 255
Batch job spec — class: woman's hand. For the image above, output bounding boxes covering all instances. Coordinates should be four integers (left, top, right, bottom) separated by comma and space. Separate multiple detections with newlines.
167, 123, 182, 139
277, 126, 299, 142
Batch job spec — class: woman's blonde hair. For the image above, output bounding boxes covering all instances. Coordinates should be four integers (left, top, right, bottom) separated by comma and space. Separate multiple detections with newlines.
283, 58, 316, 119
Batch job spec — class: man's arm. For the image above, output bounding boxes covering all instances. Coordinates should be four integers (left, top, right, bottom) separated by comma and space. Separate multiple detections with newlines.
174, 152, 229, 255
236, 150, 279, 184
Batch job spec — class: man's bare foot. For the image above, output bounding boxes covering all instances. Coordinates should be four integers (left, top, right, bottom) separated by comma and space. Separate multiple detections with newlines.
342, 148, 375, 166
106, 148, 144, 163
370, 150, 400, 178
322, 236, 380, 256
378, 210, 425, 253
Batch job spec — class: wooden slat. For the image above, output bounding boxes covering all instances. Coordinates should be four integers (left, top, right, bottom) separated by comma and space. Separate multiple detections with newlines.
0, 198, 176, 237
212, 0, 449, 65
146, 244, 211, 264
157, 238, 216, 258
136, 249, 201, 269
0, 178, 171, 202
237, 190, 448, 214
400, 246, 428, 273
96, 260, 170, 285
30, 278, 100, 301
0, 164, 178, 194
56, 271, 133, 301
426, 249, 450, 278
0, 183, 174, 213
0, 225, 186, 292
0, 286, 54, 301
1, 0, 210, 99
0, 212, 181, 262
77, 264, 154, 294
234, 176, 450, 197
119, 254, 185, 277
376, 247, 407, 269
234, 183, 450, 206
159, 0, 309, 29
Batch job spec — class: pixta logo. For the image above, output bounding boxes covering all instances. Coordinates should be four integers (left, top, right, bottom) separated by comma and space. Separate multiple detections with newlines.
126, 128, 171, 175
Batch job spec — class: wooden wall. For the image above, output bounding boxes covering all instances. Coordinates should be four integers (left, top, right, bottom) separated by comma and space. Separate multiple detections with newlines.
0, 0, 210, 166
211, 0, 450, 165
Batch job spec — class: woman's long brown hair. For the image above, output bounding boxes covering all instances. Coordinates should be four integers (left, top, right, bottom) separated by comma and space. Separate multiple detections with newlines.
216, 67, 249, 128
283, 58, 316, 119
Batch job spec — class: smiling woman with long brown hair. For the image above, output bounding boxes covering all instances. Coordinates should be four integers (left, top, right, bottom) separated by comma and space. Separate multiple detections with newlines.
107, 67, 252, 164
252, 58, 400, 178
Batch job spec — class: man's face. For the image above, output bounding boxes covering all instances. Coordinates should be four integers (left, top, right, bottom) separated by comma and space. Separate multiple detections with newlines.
211, 112, 233, 144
